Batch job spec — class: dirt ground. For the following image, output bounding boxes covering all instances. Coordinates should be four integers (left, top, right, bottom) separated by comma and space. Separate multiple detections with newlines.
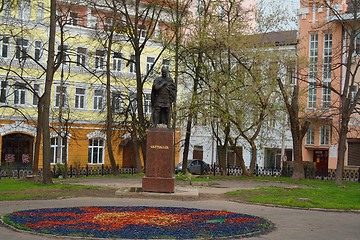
2, 176, 313, 201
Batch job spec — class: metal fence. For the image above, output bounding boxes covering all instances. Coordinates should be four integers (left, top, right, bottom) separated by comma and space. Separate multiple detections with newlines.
209, 164, 360, 182
0, 165, 137, 179
1, 164, 360, 182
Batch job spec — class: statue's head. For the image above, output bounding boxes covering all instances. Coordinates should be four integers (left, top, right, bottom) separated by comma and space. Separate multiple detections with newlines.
161, 66, 168, 77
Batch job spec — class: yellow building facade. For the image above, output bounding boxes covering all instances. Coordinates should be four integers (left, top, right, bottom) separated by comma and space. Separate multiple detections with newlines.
0, 0, 179, 174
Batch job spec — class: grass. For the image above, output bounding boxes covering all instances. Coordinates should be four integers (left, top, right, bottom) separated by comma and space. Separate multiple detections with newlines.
225, 178, 360, 210
0, 178, 99, 192
0, 178, 101, 200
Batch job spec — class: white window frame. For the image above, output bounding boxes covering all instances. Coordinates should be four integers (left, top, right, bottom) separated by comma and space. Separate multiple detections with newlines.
144, 91, 151, 115
94, 49, 105, 70
74, 86, 87, 109
34, 40, 43, 62
88, 138, 105, 165
69, 11, 79, 26
54, 84, 68, 108
93, 88, 104, 111
128, 90, 137, 113
112, 90, 123, 113
197, 0, 204, 17
18, 0, 31, 21
0, 80, 8, 104
32, 83, 41, 106
37, 2, 44, 22
76, 46, 87, 67
15, 37, 29, 60
323, 33, 332, 80
146, 56, 155, 75
309, 34, 318, 80
306, 125, 315, 145
112, 51, 123, 72
56, 44, 71, 65
4, 1, 11, 18
13, 82, 27, 105
320, 125, 330, 145
129, 53, 136, 73
162, 58, 171, 72
50, 137, 67, 165
1, 35, 11, 59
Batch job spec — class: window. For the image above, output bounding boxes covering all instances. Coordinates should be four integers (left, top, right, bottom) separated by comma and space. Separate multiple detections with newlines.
197, 0, 204, 17
0, 80, 8, 103
50, 137, 66, 164
112, 52, 123, 72
18, 0, 31, 21
320, 125, 329, 145
323, 33, 332, 79
144, 93, 151, 115
286, 61, 296, 84
69, 12, 79, 26
93, 89, 104, 110
37, 2, 44, 22
112, 91, 123, 113
32, 83, 40, 106
88, 139, 104, 164
309, 34, 318, 80
55, 85, 67, 107
355, 32, 360, 55
128, 91, 137, 113
129, 54, 136, 73
308, 83, 317, 108
350, 86, 358, 102
13, 82, 26, 105
4, 1, 11, 18
322, 81, 331, 108
1, 36, 10, 58
76, 47, 87, 67
217, 5, 225, 21
34, 40, 42, 62
15, 38, 29, 60
56, 45, 70, 65
306, 125, 315, 145
162, 58, 171, 72
74, 87, 86, 109
146, 56, 155, 75
137, 25, 146, 38
94, 50, 105, 69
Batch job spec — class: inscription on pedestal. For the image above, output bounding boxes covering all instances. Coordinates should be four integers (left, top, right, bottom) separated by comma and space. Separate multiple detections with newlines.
142, 128, 174, 193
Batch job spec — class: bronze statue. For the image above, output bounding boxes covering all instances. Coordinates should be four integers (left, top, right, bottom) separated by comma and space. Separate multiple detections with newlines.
151, 67, 176, 128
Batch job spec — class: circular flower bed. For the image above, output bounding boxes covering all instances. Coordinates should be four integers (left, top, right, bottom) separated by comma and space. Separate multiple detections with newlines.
4, 206, 273, 239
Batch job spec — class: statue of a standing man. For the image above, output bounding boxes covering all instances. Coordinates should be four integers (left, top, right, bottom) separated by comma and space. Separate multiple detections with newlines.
151, 67, 176, 128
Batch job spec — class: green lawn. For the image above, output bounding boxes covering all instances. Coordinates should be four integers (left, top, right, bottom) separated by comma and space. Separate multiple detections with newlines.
0, 179, 99, 200
225, 178, 360, 210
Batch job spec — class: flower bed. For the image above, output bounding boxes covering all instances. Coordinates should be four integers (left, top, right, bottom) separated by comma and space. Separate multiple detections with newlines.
4, 206, 273, 239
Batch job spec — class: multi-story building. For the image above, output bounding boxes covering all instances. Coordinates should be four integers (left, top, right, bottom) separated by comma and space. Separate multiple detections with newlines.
299, 0, 360, 175
0, 0, 178, 174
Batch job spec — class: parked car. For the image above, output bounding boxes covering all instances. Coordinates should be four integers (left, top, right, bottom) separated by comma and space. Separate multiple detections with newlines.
175, 160, 210, 175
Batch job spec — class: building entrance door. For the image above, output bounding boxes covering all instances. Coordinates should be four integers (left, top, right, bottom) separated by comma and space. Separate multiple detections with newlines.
313, 150, 328, 176
1, 133, 34, 169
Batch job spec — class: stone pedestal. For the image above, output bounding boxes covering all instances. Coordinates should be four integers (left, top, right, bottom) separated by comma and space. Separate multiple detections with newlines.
142, 128, 174, 193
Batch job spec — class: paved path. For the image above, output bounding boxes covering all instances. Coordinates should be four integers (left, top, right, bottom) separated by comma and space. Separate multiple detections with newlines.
1, 178, 359, 240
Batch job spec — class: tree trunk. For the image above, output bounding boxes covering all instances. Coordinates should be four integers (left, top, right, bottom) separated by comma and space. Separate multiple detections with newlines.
33, 97, 43, 175
105, 27, 119, 176
334, 113, 350, 185
42, 0, 57, 184
248, 142, 257, 175
182, 115, 192, 175
291, 136, 304, 180
131, 128, 143, 173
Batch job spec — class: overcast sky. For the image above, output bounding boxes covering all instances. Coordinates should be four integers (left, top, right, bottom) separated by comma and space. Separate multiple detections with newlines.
258, 0, 300, 30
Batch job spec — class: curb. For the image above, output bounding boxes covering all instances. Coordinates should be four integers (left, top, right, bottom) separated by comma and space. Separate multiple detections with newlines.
231, 200, 360, 214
